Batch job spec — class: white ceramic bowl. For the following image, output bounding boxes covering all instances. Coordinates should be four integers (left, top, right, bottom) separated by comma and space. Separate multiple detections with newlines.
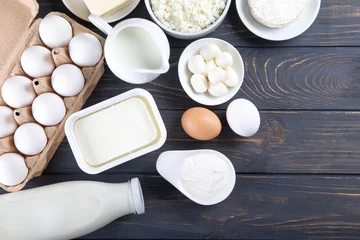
144, 0, 232, 39
178, 38, 244, 106
157, 150, 236, 206
236, 0, 321, 41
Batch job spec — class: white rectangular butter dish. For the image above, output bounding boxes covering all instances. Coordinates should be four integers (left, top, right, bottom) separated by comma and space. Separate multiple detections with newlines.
65, 88, 167, 174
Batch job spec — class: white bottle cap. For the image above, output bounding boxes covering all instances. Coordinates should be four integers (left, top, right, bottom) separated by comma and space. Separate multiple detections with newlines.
130, 178, 145, 214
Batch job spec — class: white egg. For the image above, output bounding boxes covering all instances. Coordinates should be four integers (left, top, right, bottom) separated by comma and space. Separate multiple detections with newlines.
39, 15, 73, 48
0, 106, 18, 138
223, 67, 239, 87
21, 46, 55, 78
226, 99, 260, 137
1, 76, 36, 108
190, 74, 208, 93
215, 52, 233, 69
69, 33, 102, 67
204, 59, 217, 77
200, 43, 221, 61
188, 55, 206, 74
208, 82, 229, 97
14, 123, 47, 156
208, 67, 226, 84
32, 93, 66, 126
0, 153, 28, 186
51, 64, 85, 97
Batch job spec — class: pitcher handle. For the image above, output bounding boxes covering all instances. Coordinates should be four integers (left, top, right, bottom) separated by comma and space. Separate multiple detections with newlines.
88, 14, 113, 35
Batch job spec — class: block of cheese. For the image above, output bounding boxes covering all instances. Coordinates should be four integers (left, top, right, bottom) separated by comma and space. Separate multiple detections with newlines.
248, 0, 307, 28
83, 0, 134, 18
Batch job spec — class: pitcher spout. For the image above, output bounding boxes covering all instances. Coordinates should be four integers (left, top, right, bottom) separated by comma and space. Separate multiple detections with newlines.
135, 56, 170, 75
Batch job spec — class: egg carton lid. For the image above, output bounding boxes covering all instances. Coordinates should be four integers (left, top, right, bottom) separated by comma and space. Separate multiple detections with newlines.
0, 0, 39, 75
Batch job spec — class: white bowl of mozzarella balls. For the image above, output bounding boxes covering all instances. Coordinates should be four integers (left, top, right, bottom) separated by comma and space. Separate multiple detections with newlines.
0, 14, 103, 187
178, 38, 244, 106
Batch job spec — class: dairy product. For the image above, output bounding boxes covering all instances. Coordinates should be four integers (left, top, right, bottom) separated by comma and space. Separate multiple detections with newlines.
188, 55, 206, 74
73, 97, 158, 166
0, 178, 144, 240
187, 43, 239, 98
190, 74, 208, 93
84, 0, 134, 17
150, 0, 226, 33
180, 153, 232, 199
248, 0, 307, 28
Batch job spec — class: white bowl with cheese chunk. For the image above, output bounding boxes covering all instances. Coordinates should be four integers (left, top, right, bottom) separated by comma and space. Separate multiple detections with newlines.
236, 0, 321, 41
178, 38, 244, 106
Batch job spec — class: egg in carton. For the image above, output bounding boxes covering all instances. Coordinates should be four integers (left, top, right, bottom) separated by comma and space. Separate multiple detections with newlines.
0, 0, 105, 192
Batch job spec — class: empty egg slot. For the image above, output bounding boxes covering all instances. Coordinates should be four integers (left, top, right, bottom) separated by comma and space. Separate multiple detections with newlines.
13, 106, 35, 126
52, 47, 73, 67
33, 77, 54, 95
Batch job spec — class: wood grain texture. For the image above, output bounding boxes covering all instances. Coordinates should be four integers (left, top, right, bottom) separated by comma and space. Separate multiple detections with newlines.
37, 0, 360, 47
2, 174, 360, 239
80, 47, 360, 110
44, 110, 360, 174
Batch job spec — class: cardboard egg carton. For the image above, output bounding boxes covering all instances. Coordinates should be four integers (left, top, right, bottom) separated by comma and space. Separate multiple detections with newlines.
0, 0, 105, 192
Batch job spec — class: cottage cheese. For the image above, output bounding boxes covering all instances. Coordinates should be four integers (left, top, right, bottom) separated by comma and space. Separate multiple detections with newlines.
150, 0, 227, 33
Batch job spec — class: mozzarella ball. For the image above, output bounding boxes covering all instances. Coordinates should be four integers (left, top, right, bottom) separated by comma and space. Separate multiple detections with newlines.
188, 55, 205, 74
39, 15, 73, 48
208, 67, 226, 84
32, 93, 66, 126
0, 153, 28, 186
215, 52, 233, 69
69, 33, 102, 67
227, 99, 260, 137
0, 106, 18, 138
200, 43, 221, 61
14, 123, 47, 156
208, 82, 229, 97
204, 59, 217, 77
1, 76, 36, 108
190, 74, 208, 93
223, 67, 239, 87
51, 64, 85, 97
21, 46, 55, 78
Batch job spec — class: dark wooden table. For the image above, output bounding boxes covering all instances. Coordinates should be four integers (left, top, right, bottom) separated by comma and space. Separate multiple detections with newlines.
2, 0, 360, 239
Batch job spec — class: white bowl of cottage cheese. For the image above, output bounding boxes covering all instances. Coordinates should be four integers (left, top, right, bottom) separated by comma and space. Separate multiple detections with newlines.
145, 0, 231, 39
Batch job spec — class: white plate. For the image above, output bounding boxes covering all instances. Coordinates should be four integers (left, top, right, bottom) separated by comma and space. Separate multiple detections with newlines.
236, 0, 321, 41
178, 38, 244, 106
156, 150, 236, 206
62, 0, 140, 23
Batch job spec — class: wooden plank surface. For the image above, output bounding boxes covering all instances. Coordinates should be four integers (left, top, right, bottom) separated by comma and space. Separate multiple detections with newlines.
6, 174, 360, 239
82, 48, 360, 110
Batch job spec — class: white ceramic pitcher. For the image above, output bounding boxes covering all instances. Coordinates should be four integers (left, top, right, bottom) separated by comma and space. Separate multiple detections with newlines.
89, 15, 170, 84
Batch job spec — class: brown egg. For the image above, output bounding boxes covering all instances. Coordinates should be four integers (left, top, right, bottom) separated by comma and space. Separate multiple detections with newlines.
181, 107, 222, 141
